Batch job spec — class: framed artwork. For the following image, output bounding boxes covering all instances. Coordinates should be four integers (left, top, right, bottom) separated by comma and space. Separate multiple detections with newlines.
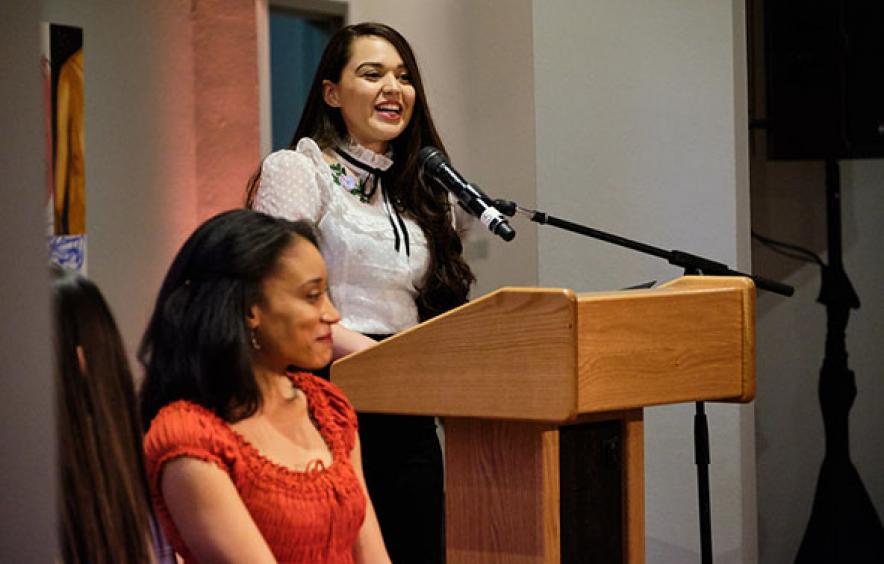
43, 23, 86, 272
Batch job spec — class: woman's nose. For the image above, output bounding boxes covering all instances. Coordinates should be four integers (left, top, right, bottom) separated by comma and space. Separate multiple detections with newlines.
321, 298, 341, 324
381, 73, 401, 93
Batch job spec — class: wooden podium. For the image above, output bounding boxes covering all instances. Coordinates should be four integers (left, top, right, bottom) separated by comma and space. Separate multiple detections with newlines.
331, 276, 756, 563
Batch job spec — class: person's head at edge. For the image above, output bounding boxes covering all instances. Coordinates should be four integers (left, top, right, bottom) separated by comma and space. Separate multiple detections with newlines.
138, 209, 340, 430
52, 265, 155, 563
246, 22, 474, 320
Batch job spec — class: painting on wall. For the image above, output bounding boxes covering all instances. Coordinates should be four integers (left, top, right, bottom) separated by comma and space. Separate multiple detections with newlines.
43, 23, 86, 272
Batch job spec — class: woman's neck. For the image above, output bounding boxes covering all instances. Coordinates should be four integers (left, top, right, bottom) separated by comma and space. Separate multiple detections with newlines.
252, 364, 300, 410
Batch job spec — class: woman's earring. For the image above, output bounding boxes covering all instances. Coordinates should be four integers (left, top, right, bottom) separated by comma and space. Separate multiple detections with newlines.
250, 328, 262, 351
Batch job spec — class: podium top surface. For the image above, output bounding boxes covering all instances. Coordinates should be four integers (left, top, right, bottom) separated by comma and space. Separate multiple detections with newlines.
331, 276, 755, 422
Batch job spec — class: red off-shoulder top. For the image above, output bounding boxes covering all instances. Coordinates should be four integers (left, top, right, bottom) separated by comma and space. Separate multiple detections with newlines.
144, 372, 366, 563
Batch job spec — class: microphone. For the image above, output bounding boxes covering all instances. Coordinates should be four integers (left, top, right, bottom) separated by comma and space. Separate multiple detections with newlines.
418, 147, 516, 241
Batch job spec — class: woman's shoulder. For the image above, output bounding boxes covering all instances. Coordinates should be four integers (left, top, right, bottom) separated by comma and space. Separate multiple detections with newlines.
146, 399, 220, 430
255, 138, 334, 221
144, 401, 238, 466
262, 138, 328, 174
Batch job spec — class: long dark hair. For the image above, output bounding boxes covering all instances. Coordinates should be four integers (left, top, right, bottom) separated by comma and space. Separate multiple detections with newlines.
52, 266, 155, 564
245, 22, 474, 320
138, 209, 319, 429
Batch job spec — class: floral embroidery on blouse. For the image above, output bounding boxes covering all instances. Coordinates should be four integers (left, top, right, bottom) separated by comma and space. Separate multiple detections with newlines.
329, 162, 370, 203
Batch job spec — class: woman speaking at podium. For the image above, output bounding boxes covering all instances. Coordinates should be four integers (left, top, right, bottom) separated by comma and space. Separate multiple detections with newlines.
246, 22, 473, 563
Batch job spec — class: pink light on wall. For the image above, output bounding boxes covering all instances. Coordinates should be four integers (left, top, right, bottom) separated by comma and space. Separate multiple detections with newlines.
192, 0, 260, 221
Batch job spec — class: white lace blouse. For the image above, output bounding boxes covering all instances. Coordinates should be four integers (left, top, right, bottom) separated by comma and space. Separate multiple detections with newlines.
254, 138, 435, 334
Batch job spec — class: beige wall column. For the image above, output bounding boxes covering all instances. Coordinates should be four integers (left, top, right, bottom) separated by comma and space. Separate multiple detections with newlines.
0, 2, 56, 561
192, 0, 261, 219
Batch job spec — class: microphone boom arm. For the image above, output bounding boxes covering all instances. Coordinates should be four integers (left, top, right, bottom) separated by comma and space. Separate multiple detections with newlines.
496, 200, 793, 296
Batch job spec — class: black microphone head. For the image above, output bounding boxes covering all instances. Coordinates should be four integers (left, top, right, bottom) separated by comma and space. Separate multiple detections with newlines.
418, 146, 448, 174
496, 221, 516, 242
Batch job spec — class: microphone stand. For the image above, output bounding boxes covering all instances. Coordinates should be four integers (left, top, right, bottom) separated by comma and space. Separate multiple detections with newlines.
494, 199, 793, 564
494, 200, 792, 296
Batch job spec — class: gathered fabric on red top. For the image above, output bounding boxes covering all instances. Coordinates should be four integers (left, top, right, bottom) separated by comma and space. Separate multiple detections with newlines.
144, 372, 366, 564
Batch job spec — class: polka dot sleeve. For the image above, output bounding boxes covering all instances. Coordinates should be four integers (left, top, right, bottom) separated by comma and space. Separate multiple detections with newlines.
253, 148, 326, 223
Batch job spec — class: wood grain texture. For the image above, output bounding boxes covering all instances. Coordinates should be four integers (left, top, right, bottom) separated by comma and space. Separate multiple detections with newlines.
445, 419, 560, 564
542, 430, 561, 564
621, 410, 644, 564
332, 277, 755, 421
657, 276, 756, 402
332, 288, 578, 421
576, 276, 755, 413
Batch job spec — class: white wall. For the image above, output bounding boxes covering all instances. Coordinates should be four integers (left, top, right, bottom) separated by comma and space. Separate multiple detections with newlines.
532, 1, 755, 562
0, 4, 56, 561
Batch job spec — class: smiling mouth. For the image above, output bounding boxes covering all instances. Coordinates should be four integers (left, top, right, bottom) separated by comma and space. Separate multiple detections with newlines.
375, 102, 402, 119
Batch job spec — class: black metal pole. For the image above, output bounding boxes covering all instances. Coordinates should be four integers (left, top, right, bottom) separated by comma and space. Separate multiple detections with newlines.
695, 401, 713, 564
825, 159, 843, 270
687, 258, 713, 563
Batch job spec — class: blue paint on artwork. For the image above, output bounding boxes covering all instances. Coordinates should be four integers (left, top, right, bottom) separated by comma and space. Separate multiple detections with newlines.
49, 234, 86, 272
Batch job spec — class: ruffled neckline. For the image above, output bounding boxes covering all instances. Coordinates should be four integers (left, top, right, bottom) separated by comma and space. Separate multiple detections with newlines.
182, 372, 349, 483
334, 139, 393, 172
246, 372, 343, 481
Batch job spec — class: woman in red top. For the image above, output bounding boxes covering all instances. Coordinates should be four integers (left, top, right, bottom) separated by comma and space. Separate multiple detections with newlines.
139, 209, 390, 563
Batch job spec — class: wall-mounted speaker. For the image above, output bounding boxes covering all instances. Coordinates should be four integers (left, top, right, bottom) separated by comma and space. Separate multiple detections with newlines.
765, 2, 884, 160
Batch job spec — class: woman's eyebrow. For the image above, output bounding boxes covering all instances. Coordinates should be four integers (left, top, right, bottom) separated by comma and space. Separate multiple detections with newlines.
355, 61, 406, 72
297, 276, 324, 289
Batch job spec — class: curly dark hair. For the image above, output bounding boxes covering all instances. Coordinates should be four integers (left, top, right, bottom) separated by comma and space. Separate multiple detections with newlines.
245, 22, 474, 320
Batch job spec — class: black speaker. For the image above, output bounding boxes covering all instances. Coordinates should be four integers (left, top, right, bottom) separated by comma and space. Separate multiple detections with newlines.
765, 1, 884, 160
